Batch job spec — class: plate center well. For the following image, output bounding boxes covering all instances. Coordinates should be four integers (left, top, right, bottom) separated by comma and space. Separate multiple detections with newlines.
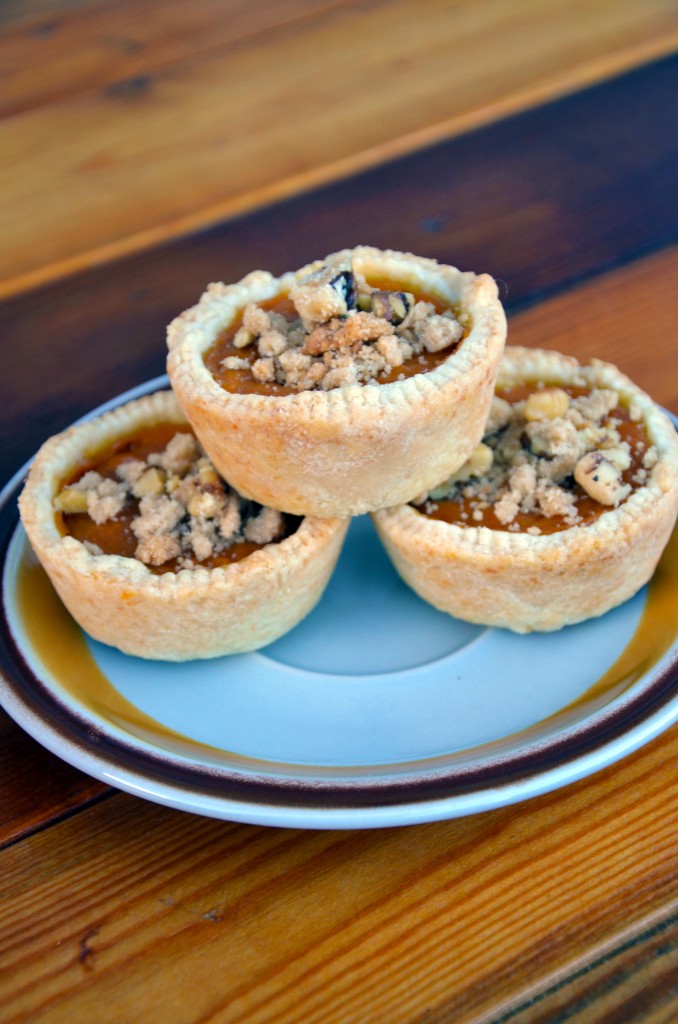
260, 516, 484, 676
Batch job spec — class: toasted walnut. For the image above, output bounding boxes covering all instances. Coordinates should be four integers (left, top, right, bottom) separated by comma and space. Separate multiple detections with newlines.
233, 327, 254, 349
466, 442, 494, 476
524, 388, 570, 422
290, 263, 356, 329
370, 290, 414, 324
54, 486, 89, 514
574, 451, 631, 505
432, 443, 494, 495
133, 467, 166, 498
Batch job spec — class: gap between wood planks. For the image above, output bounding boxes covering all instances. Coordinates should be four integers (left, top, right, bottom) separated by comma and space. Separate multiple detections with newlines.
484, 905, 678, 1024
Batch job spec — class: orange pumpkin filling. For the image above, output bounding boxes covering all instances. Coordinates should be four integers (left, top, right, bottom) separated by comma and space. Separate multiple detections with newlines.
204, 271, 469, 395
55, 423, 300, 573
416, 385, 656, 535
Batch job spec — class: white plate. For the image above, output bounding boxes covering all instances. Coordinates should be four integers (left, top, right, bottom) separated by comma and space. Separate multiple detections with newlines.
1, 377, 677, 829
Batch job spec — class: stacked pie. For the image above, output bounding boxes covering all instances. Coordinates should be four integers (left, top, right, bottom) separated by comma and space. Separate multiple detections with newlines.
19, 247, 678, 657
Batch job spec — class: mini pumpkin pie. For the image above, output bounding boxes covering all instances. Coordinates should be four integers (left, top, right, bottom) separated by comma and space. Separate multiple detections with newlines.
18, 391, 348, 660
372, 347, 678, 633
167, 246, 507, 517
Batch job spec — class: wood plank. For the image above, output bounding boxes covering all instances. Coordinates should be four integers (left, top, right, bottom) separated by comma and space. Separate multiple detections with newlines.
2, 56, 677, 485
0, 0, 342, 116
0, 708, 110, 850
0, 726, 677, 1022
509, 244, 678, 414
3, 0, 678, 294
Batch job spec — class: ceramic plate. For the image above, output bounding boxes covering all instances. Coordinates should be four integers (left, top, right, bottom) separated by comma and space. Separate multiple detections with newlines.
1, 377, 677, 829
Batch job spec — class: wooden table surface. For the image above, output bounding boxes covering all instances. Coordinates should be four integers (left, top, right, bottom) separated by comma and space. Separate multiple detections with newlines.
2, 2, 678, 1021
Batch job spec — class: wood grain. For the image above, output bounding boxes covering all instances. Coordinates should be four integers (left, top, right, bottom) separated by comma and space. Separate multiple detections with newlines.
0, 0, 342, 116
0, 726, 676, 1023
0, 708, 109, 850
2, 55, 677, 485
509, 244, 678, 413
3, 0, 678, 293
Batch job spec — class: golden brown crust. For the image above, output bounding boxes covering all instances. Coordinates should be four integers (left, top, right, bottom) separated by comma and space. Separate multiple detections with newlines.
372, 348, 678, 632
166, 247, 507, 517
18, 392, 348, 660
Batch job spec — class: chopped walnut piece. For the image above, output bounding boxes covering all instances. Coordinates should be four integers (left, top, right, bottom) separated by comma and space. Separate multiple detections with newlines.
233, 327, 254, 349
574, 451, 631, 505
54, 486, 89, 514
370, 291, 414, 324
290, 262, 356, 329
133, 467, 166, 498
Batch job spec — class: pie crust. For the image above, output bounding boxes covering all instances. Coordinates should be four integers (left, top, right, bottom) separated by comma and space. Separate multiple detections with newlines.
167, 246, 507, 517
18, 391, 349, 660
372, 348, 678, 633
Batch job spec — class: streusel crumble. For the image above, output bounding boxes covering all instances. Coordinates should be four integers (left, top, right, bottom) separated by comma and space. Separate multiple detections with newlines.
56, 424, 294, 572
414, 383, 657, 534
205, 258, 468, 394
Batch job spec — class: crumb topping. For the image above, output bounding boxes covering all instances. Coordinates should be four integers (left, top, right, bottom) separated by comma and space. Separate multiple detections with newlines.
54, 429, 287, 568
415, 385, 657, 531
216, 256, 467, 390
